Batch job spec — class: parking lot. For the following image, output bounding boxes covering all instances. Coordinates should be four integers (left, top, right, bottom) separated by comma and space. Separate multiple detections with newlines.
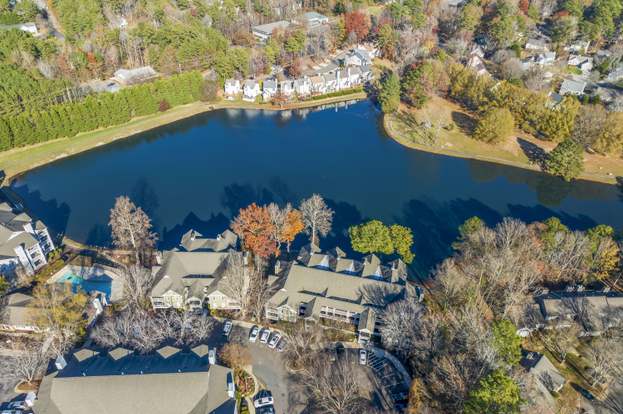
226, 324, 305, 414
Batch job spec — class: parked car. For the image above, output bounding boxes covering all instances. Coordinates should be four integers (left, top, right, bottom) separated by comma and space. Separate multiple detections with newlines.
222, 320, 233, 338
249, 325, 260, 342
359, 349, 368, 365
268, 333, 281, 349
253, 390, 274, 408
7, 401, 27, 410
260, 329, 271, 344
256, 406, 276, 414
276, 339, 286, 352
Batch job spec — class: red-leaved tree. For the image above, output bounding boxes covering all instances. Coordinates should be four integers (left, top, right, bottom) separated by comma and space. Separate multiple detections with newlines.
231, 203, 277, 258
344, 11, 371, 43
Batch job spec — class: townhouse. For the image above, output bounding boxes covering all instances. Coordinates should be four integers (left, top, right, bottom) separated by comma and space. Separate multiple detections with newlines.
34, 345, 236, 414
150, 230, 240, 311
265, 246, 409, 343
0, 201, 54, 276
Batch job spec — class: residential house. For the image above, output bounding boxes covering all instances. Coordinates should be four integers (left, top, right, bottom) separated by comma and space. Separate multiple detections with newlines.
224, 79, 241, 99
0, 292, 42, 333
345, 48, 372, 67
294, 77, 311, 97
324, 73, 338, 92
296, 11, 329, 28
251, 20, 291, 42
536, 51, 556, 65
514, 289, 623, 336
178, 229, 237, 253
33, 345, 236, 414
360, 65, 373, 82
520, 351, 566, 393
565, 40, 590, 54
243, 80, 260, 102
567, 55, 593, 74
337, 69, 351, 90
280, 80, 295, 98
262, 79, 278, 101
525, 37, 549, 52
112, 66, 158, 86
0, 202, 54, 276
605, 64, 623, 83
310, 75, 326, 94
348, 66, 362, 86
265, 247, 408, 343
559, 78, 586, 96
150, 250, 230, 311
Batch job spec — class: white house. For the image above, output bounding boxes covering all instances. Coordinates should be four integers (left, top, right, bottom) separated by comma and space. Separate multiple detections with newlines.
324, 73, 338, 92
296, 11, 329, 28
224, 79, 241, 99
251, 20, 291, 42
348, 67, 362, 85
310, 75, 326, 94
345, 48, 372, 67
536, 51, 556, 65
568, 55, 593, 73
243, 80, 260, 102
525, 37, 549, 52
0, 202, 54, 276
337, 69, 351, 90
565, 40, 590, 54
262, 79, 278, 101
294, 77, 311, 96
280, 80, 295, 98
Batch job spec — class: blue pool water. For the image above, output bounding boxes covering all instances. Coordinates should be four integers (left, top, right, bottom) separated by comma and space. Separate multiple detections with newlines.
56, 273, 112, 300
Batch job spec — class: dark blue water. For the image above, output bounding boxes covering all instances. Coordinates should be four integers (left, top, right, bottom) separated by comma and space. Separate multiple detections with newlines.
9, 101, 622, 274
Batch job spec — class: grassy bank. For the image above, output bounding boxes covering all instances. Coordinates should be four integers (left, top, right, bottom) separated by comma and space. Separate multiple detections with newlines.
384, 96, 622, 185
0, 91, 366, 180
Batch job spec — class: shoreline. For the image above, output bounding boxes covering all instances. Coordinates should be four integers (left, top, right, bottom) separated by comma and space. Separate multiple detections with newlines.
1, 91, 367, 182
1, 91, 619, 186
382, 113, 619, 186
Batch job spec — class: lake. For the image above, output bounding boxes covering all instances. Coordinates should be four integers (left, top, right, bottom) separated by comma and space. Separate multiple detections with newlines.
9, 100, 623, 274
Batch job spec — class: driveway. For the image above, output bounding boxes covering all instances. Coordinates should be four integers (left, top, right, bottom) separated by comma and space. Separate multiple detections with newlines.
228, 325, 306, 414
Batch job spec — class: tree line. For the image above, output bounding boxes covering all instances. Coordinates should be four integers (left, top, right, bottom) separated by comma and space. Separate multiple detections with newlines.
0, 71, 204, 151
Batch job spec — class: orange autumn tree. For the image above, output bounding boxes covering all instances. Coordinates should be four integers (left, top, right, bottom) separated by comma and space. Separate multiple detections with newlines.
283, 209, 304, 252
231, 203, 277, 258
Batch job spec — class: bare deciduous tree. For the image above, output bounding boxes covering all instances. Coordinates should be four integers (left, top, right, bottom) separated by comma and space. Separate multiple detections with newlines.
0, 341, 48, 385
586, 336, 623, 390
91, 308, 215, 352
109, 196, 157, 263
300, 194, 333, 247
538, 323, 579, 363
118, 264, 155, 309
282, 322, 326, 370
220, 252, 250, 318
299, 354, 367, 414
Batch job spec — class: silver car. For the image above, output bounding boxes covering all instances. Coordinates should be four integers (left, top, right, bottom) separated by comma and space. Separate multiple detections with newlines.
268, 333, 281, 349
249, 325, 260, 343
259, 329, 271, 344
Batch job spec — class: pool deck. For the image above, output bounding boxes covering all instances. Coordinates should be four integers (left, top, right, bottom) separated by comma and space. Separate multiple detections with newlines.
47, 264, 124, 303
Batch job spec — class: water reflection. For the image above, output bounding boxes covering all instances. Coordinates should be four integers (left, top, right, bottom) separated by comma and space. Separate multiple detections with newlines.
10, 101, 622, 273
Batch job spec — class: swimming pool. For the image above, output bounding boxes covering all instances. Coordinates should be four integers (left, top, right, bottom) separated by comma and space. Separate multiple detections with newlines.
56, 272, 112, 300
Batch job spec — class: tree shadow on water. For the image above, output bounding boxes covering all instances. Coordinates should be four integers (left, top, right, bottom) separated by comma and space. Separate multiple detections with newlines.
8, 184, 71, 241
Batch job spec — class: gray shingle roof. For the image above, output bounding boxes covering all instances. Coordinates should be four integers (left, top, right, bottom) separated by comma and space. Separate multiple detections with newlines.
151, 251, 228, 298
33, 347, 235, 414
